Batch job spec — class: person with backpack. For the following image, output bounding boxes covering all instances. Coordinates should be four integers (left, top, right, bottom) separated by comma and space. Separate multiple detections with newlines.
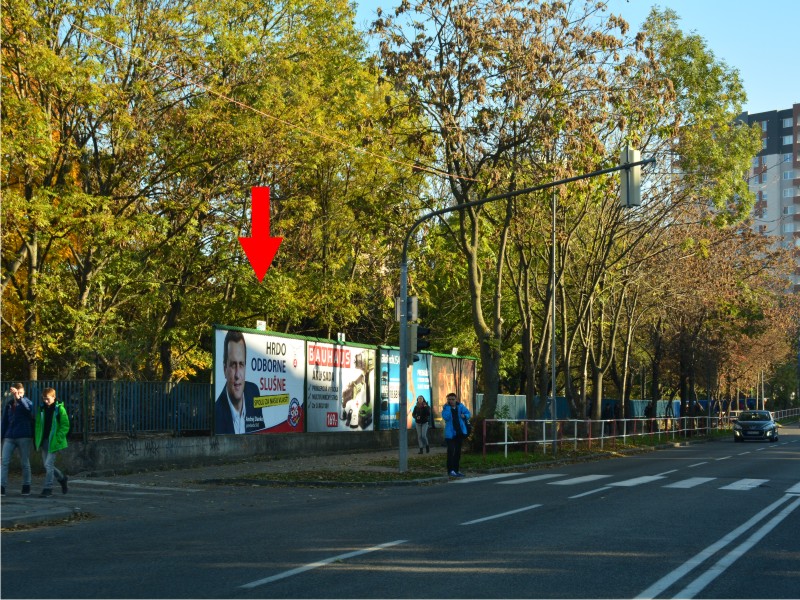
34, 388, 70, 498
1, 383, 35, 496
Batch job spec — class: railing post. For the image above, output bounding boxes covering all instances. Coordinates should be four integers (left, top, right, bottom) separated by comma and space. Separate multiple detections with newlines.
523, 420, 528, 455
482, 418, 487, 458
82, 379, 89, 444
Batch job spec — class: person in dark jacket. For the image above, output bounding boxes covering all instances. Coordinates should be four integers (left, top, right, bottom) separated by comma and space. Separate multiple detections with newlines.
412, 396, 431, 454
34, 388, 70, 498
441, 392, 470, 478
1, 383, 35, 496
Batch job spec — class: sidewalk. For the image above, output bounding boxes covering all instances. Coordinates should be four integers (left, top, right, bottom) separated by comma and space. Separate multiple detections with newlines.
1, 446, 445, 529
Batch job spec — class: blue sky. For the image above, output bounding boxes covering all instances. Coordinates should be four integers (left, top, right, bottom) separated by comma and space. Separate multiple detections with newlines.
354, 0, 798, 115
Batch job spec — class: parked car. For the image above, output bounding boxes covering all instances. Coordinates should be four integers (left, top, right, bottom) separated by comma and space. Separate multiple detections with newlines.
733, 410, 779, 443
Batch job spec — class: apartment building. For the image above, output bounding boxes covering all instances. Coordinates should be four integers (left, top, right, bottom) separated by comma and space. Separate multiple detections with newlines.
740, 103, 800, 291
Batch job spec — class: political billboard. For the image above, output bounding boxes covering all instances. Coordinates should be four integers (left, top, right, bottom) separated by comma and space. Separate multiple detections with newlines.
214, 328, 305, 434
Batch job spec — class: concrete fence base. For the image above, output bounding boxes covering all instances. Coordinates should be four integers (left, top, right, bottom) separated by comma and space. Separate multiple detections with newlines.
4, 428, 445, 476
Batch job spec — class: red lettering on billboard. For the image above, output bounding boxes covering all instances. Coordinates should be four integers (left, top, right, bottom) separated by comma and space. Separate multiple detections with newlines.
326, 412, 338, 427
308, 344, 351, 368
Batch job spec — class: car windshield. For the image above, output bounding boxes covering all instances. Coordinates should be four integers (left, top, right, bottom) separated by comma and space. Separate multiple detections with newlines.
739, 412, 770, 422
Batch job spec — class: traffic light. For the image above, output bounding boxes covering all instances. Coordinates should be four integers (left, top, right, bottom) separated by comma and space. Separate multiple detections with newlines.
619, 145, 641, 207
414, 324, 431, 352
406, 322, 432, 362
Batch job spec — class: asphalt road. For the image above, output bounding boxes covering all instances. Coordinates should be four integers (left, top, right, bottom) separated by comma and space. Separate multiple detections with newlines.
2, 429, 798, 599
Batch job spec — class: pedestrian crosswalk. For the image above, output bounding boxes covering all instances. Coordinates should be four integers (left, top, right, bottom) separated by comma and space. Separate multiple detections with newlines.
55, 479, 201, 502
454, 471, 800, 495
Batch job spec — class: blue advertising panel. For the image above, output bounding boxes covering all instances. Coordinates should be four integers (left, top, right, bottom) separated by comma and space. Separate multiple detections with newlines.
378, 348, 432, 430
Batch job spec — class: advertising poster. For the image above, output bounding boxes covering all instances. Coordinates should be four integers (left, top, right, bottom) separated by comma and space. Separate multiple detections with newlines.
378, 349, 431, 430
430, 355, 476, 423
306, 342, 376, 432
214, 328, 305, 434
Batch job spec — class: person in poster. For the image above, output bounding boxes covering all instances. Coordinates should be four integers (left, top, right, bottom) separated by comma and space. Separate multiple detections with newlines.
215, 330, 265, 434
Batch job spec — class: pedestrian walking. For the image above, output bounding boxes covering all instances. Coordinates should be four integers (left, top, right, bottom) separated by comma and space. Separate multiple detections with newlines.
1, 383, 35, 496
442, 392, 470, 478
412, 396, 431, 454
34, 388, 70, 498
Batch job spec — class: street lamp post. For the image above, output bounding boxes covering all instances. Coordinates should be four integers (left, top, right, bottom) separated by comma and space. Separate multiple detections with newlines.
397, 153, 654, 471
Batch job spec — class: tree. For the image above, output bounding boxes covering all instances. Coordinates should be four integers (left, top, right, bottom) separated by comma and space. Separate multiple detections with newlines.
2, 0, 427, 380
374, 0, 638, 416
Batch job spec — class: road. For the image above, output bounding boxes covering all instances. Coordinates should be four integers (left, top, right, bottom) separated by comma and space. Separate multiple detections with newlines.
2, 428, 799, 599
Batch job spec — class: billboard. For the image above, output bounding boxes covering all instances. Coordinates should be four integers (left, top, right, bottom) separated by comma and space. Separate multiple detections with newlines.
430, 355, 476, 421
214, 328, 305, 434
306, 342, 376, 432
378, 348, 432, 430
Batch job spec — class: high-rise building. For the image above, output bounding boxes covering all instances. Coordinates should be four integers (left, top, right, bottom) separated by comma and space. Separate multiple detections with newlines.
739, 104, 800, 291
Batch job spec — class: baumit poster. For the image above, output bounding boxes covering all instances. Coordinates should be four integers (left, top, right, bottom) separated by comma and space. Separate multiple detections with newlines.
306, 342, 376, 432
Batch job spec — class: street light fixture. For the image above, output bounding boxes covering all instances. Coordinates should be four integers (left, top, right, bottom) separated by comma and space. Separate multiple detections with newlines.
397, 151, 654, 471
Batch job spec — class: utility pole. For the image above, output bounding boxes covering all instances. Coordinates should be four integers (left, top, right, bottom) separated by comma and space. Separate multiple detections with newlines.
397, 152, 654, 471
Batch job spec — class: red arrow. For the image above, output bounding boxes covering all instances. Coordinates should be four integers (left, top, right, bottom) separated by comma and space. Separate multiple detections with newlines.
239, 186, 283, 282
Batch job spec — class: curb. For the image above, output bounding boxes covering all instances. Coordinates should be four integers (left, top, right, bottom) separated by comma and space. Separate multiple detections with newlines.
200, 475, 448, 487
1, 501, 80, 529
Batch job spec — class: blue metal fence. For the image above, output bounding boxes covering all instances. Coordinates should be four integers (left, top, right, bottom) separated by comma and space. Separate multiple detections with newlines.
1, 380, 212, 440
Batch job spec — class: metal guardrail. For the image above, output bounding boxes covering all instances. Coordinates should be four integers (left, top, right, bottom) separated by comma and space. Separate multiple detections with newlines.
1, 380, 212, 441
481, 408, 800, 457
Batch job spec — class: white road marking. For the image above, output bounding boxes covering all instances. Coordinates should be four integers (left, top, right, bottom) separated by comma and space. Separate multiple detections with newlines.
715, 456, 731, 461
498, 473, 566, 485
240, 540, 407, 589
461, 504, 542, 525
70, 479, 201, 492
635, 495, 796, 599
687, 462, 708, 468
609, 475, 666, 487
569, 487, 612, 499
720, 479, 768, 491
451, 473, 522, 483
548, 475, 612, 486
786, 482, 800, 495
663, 477, 716, 489
673, 496, 800, 599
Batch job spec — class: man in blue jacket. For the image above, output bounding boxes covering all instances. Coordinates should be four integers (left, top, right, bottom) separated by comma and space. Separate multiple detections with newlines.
442, 392, 471, 478
1, 383, 35, 496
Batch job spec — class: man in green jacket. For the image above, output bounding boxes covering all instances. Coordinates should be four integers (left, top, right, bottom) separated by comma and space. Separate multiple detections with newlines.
34, 388, 69, 498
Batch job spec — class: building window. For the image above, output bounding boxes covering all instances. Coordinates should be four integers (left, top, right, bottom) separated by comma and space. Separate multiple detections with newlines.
762, 121, 768, 132
784, 171, 796, 180
762, 192, 768, 200
783, 223, 795, 233
783, 118, 794, 128
785, 153, 794, 162
783, 188, 796, 198
784, 206, 796, 215
760, 173, 768, 183
752, 157, 760, 168
783, 135, 795, 145
762, 138, 768, 149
